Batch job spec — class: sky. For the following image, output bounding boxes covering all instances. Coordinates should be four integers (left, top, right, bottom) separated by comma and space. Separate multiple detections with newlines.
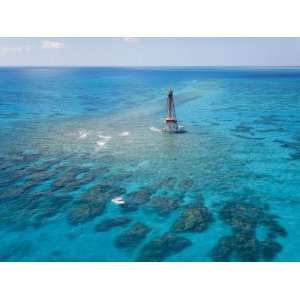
1, 37, 300, 66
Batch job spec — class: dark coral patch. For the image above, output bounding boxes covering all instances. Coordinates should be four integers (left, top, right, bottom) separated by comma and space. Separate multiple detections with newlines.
260, 238, 282, 261
51, 169, 77, 191
51, 166, 96, 192
211, 233, 260, 262
108, 187, 127, 199
219, 200, 286, 237
136, 233, 192, 262
95, 216, 131, 232
0, 241, 32, 261
122, 187, 153, 212
273, 137, 300, 160
230, 123, 254, 134
211, 233, 283, 262
148, 196, 180, 216
68, 198, 106, 225
178, 178, 194, 190
172, 201, 213, 233
290, 151, 300, 160
114, 223, 150, 248
33, 195, 72, 226
67, 185, 111, 225
155, 177, 177, 189
210, 200, 286, 262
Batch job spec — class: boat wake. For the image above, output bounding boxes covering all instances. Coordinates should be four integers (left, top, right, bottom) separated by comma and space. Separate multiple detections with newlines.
149, 126, 161, 133
119, 131, 131, 137
98, 134, 112, 140
78, 130, 88, 139
95, 133, 112, 150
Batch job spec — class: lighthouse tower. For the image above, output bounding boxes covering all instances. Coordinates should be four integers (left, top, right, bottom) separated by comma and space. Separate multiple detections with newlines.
162, 90, 185, 133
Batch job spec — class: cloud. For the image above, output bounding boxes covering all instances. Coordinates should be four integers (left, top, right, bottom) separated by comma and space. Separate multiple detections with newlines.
122, 37, 139, 43
41, 40, 64, 49
0, 45, 31, 56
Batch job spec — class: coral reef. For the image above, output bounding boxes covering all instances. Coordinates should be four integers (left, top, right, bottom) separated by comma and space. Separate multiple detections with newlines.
273, 137, 300, 161
178, 178, 194, 190
155, 177, 177, 189
33, 195, 72, 226
210, 200, 286, 261
67, 185, 110, 225
148, 196, 180, 216
0, 241, 32, 261
95, 216, 131, 232
136, 233, 192, 261
172, 201, 213, 233
122, 187, 153, 212
114, 223, 150, 248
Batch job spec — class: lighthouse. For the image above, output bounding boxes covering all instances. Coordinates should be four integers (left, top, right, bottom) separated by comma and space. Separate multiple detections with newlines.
162, 90, 185, 133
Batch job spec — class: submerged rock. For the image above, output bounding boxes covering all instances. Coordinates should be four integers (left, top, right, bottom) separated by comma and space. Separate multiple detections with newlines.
95, 217, 131, 232
136, 233, 192, 262
172, 201, 213, 233
148, 196, 180, 216
114, 223, 150, 248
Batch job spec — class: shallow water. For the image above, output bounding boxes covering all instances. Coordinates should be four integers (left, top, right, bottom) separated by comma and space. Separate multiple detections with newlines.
0, 67, 300, 261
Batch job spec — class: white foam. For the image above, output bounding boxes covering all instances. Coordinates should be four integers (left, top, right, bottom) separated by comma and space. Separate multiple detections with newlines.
119, 131, 131, 137
96, 141, 106, 148
78, 130, 88, 139
149, 126, 161, 132
98, 134, 112, 140
137, 160, 149, 168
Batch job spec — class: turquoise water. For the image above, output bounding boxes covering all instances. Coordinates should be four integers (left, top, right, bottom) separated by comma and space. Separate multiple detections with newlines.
0, 67, 300, 261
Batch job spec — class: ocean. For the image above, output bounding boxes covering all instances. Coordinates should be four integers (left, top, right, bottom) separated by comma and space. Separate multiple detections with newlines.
0, 66, 300, 261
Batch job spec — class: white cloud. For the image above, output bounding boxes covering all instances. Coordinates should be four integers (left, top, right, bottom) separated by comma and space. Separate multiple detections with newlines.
0, 45, 31, 56
122, 37, 139, 43
41, 40, 64, 49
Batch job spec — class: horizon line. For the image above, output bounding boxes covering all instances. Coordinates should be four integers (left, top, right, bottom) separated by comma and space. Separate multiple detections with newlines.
1, 65, 300, 68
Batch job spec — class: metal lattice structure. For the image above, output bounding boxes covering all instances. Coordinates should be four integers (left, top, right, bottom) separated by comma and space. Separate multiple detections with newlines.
165, 90, 177, 122
162, 89, 186, 133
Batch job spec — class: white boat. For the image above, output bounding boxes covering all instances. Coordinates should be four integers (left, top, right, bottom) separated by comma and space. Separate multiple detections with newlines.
111, 196, 125, 205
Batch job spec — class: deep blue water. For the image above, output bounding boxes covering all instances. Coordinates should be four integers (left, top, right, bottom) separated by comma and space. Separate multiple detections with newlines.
0, 67, 300, 261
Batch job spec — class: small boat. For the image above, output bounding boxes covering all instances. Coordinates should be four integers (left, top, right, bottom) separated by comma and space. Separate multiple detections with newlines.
111, 196, 125, 205
162, 90, 186, 133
